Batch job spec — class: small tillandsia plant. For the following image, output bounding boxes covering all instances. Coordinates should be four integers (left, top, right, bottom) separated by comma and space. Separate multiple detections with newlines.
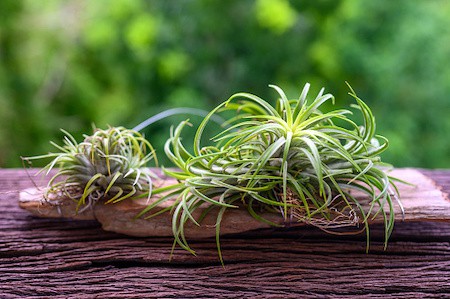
23, 126, 157, 212
138, 82, 404, 263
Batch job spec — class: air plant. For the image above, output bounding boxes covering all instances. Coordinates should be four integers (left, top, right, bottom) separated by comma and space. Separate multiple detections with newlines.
23, 126, 157, 212
139, 83, 403, 262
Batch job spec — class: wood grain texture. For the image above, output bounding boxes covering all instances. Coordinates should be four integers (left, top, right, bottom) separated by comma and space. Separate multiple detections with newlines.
1, 168, 450, 298
18, 168, 450, 237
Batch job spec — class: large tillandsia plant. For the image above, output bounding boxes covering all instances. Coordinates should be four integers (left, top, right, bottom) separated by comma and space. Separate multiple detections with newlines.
139, 83, 403, 262
23, 126, 157, 212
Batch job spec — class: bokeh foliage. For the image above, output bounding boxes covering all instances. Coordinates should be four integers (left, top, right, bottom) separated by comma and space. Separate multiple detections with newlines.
1, 0, 449, 168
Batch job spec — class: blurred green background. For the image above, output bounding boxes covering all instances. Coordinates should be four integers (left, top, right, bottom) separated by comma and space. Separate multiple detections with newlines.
1, 0, 449, 168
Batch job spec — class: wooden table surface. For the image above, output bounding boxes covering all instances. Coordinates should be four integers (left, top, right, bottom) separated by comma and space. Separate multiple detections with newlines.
1, 168, 450, 298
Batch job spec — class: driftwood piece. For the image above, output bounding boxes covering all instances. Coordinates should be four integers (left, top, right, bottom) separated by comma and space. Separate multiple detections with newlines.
19, 177, 281, 238
19, 168, 450, 238
2, 168, 450, 298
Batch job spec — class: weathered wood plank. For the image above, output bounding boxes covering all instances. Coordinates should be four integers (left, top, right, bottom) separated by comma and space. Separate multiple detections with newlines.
18, 168, 450, 237
1, 168, 450, 298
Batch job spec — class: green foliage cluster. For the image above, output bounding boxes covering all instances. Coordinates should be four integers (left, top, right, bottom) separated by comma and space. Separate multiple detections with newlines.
141, 84, 400, 261
24, 127, 157, 211
1, 0, 449, 168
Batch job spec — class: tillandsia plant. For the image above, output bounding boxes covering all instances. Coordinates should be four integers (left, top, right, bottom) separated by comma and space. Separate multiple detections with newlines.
139, 83, 403, 262
23, 126, 157, 212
